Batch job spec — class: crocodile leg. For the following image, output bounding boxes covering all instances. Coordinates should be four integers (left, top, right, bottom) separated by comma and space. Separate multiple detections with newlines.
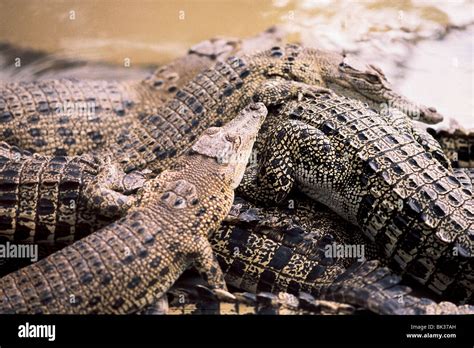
191, 237, 227, 289
252, 79, 333, 105
81, 160, 148, 218
239, 119, 336, 205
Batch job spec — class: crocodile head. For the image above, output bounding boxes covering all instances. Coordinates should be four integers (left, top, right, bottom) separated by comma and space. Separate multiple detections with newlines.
191, 102, 267, 188
329, 56, 444, 124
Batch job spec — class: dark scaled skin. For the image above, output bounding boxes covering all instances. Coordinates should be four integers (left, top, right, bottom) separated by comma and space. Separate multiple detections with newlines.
166, 283, 355, 315
0, 103, 267, 314
0, 141, 146, 246
240, 85, 473, 304
210, 196, 474, 314
428, 126, 474, 168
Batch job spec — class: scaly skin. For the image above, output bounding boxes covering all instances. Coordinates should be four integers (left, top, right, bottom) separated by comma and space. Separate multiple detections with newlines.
210, 196, 474, 314
0, 103, 267, 314
112, 44, 445, 175
0, 41, 447, 260
0, 141, 146, 245
165, 283, 355, 315
428, 125, 474, 168
240, 86, 473, 303
2, 43, 443, 170
0, 30, 285, 244
0, 29, 284, 156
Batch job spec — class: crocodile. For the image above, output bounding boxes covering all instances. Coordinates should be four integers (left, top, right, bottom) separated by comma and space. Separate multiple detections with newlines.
0, 103, 266, 314
165, 283, 355, 315
0, 141, 148, 246
428, 123, 474, 168
239, 85, 473, 304
0, 41, 445, 248
0, 28, 283, 156
210, 195, 474, 314
0, 40, 464, 312
0, 43, 448, 265
0, 43, 443, 169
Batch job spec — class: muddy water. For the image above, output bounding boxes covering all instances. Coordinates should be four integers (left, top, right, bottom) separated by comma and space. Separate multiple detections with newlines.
0, 0, 472, 127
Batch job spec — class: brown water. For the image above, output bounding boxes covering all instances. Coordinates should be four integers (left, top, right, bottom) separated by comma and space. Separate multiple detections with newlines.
0, 0, 472, 127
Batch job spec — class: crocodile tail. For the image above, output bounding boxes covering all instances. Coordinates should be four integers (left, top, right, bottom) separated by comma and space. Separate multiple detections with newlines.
310, 260, 406, 314
166, 283, 355, 315
309, 260, 474, 315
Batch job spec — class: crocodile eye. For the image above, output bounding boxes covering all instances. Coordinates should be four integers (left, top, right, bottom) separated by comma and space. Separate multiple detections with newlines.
365, 74, 380, 84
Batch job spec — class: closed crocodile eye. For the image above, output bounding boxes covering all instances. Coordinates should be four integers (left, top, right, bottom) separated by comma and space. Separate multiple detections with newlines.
365, 74, 380, 83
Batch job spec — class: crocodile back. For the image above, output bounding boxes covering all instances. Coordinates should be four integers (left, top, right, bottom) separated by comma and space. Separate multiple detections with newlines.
277, 93, 473, 303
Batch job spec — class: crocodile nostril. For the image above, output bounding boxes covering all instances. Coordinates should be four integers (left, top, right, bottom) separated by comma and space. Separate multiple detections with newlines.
428, 107, 437, 113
